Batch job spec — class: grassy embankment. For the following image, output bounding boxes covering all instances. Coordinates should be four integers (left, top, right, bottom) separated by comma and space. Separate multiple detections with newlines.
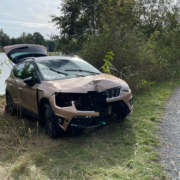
0, 80, 179, 179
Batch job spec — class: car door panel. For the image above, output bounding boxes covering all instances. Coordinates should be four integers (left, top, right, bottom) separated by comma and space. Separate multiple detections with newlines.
12, 62, 40, 115
11, 78, 20, 105
6, 72, 20, 106
15, 79, 39, 114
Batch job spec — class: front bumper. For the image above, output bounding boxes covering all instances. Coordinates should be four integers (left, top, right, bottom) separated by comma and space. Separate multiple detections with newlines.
49, 91, 133, 131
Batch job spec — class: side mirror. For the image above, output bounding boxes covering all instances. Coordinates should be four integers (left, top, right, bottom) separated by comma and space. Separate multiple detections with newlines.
23, 77, 36, 87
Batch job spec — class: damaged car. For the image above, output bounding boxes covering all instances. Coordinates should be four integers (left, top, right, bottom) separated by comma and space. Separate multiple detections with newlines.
4, 44, 133, 138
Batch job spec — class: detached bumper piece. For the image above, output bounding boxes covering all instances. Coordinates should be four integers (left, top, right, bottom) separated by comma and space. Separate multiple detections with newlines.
69, 100, 130, 132
70, 116, 113, 133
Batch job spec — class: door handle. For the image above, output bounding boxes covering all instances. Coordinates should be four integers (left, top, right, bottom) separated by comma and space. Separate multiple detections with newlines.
9, 84, 12, 86
18, 87, 22, 90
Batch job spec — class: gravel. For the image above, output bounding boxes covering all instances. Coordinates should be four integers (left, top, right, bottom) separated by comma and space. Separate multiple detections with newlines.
158, 86, 180, 179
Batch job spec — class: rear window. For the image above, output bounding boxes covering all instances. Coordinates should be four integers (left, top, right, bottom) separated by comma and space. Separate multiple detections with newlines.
8, 46, 47, 63
11, 52, 43, 59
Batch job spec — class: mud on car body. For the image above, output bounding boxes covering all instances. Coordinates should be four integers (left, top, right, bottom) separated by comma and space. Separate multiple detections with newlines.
4, 44, 133, 138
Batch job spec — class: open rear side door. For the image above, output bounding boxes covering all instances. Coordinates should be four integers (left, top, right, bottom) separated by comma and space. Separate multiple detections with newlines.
4, 44, 48, 64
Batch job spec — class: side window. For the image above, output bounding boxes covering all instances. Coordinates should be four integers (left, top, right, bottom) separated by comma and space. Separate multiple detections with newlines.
13, 63, 26, 79
23, 63, 37, 79
13, 62, 38, 80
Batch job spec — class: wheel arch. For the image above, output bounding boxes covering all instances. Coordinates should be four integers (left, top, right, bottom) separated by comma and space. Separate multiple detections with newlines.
38, 97, 50, 120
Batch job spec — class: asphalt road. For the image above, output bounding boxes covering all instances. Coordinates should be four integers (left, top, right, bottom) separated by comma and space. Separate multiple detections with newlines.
158, 86, 180, 179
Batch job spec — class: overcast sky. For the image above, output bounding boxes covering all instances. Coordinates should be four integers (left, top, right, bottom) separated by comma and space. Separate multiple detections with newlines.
0, 0, 61, 39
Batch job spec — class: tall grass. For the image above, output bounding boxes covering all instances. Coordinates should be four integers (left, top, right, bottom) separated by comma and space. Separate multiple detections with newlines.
0, 80, 180, 179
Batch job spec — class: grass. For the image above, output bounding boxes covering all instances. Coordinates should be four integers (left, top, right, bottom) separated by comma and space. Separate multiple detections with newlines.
0, 80, 180, 179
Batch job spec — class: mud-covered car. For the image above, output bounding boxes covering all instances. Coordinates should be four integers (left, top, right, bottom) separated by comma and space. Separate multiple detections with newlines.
4, 44, 133, 138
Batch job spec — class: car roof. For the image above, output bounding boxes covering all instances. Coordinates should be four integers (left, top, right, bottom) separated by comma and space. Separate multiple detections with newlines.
21, 55, 82, 63
36, 55, 80, 61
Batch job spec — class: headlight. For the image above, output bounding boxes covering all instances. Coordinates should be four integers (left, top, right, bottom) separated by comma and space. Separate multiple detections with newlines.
122, 84, 130, 92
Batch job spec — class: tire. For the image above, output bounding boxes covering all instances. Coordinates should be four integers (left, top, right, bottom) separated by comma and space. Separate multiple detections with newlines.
117, 106, 130, 121
44, 103, 61, 139
6, 93, 14, 116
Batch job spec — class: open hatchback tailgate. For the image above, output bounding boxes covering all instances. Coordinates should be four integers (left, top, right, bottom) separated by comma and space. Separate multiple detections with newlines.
4, 44, 48, 64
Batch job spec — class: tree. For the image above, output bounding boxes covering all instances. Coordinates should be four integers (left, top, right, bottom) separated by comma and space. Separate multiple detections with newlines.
25, 33, 34, 44
137, 0, 176, 38
0, 29, 59, 51
50, 0, 103, 53
46, 40, 56, 52
11, 38, 17, 45
16, 37, 23, 44
20, 32, 26, 43
0, 29, 10, 47
33, 32, 45, 45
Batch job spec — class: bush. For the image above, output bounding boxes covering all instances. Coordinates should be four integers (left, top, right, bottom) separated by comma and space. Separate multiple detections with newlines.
52, 0, 180, 93
79, 26, 175, 92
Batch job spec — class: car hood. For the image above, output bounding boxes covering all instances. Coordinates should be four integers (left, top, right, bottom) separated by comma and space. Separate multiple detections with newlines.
45, 74, 127, 93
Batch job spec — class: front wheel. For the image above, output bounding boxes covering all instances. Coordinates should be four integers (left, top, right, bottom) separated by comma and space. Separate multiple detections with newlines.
44, 103, 62, 139
6, 93, 14, 116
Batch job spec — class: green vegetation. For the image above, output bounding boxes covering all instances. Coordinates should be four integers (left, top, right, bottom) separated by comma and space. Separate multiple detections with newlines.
51, 0, 180, 92
0, 29, 58, 52
50, 0, 102, 54
1, 1, 180, 177
0, 80, 179, 179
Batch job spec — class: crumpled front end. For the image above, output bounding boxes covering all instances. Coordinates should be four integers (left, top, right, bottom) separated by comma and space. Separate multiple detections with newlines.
49, 83, 133, 132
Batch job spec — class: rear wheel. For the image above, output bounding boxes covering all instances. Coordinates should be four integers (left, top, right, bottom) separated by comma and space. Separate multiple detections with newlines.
6, 93, 14, 116
44, 103, 61, 139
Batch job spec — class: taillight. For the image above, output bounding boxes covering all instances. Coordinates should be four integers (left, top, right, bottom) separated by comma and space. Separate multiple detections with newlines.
5, 80, 7, 84
4, 46, 11, 50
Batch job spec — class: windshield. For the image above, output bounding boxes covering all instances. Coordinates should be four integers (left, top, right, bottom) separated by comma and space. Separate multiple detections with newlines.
37, 59, 101, 80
